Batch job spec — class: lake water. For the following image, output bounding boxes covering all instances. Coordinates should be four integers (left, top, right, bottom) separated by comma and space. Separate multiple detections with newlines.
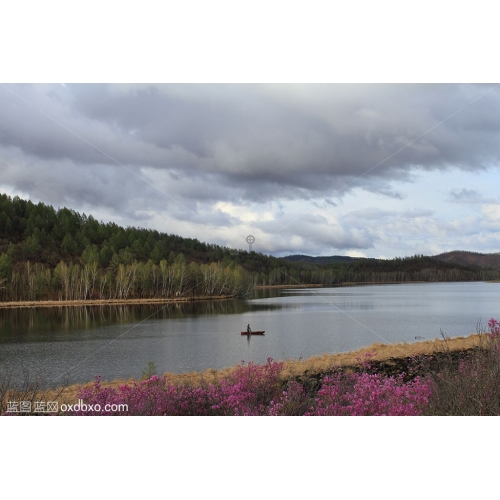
1, 282, 500, 387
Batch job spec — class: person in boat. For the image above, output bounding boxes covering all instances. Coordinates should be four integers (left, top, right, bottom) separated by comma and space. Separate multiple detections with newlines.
247, 324, 252, 334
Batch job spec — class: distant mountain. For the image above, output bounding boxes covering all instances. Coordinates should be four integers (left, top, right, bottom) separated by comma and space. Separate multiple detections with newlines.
433, 251, 500, 270
286, 251, 500, 270
282, 254, 363, 265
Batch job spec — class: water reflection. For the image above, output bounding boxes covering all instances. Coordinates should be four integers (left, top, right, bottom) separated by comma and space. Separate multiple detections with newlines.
0, 299, 284, 343
1, 282, 500, 387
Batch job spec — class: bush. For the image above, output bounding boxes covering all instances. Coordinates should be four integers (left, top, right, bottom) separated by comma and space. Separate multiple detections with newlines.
424, 318, 500, 416
1, 367, 66, 416
305, 371, 431, 416
141, 361, 158, 380
74, 359, 288, 416
73, 357, 432, 416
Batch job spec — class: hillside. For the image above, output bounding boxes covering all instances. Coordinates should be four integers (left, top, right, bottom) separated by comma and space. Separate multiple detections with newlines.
2, 193, 500, 304
0, 192, 288, 276
282, 254, 361, 265
433, 250, 500, 270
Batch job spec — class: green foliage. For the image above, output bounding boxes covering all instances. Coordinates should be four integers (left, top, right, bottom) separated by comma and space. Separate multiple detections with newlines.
0, 211, 12, 234
81, 244, 99, 265
150, 240, 166, 264
21, 235, 41, 260
0, 253, 13, 279
1, 191, 500, 302
99, 244, 113, 267
61, 234, 78, 255
141, 361, 158, 380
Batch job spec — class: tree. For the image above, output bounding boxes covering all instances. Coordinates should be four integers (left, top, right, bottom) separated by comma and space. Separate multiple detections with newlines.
174, 253, 187, 296
22, 235, 41, 260
81, 244, 99, 265
0, 253, 13, 300
0, 253, 13, 280
61, 234, 78, 255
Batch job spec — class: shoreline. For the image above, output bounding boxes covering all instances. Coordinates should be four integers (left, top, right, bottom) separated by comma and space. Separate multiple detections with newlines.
0, 294, 236, 309
253, 280, 495, 289
45, 332, 484, 403
252, 284, 323, 289
3, 280, 496, 307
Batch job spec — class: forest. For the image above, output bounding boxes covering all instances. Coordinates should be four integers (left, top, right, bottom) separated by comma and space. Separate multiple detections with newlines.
1, 193, 499, 302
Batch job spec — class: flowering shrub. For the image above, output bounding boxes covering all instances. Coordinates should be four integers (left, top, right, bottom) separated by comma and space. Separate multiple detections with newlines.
74, 358, 286, 416
305, 371, 431, 416
6, 318, 500, 416
488, 318, 500, 340
211, 358, 285, 415
73, 356, 434, 416
267, 381, 311, 416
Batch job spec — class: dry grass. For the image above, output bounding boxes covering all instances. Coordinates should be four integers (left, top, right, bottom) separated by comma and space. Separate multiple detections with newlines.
280, 334, 483, 379
0, 368, 68, 414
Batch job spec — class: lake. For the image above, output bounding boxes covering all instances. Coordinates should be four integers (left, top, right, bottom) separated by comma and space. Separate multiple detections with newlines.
1, 281, 499, 388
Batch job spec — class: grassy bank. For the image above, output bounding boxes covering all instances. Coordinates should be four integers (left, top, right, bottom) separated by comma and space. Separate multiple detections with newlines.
41, 334, 480, 394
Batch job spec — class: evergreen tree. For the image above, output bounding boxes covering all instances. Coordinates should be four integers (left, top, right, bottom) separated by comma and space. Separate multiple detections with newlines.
0, 253, 13, 279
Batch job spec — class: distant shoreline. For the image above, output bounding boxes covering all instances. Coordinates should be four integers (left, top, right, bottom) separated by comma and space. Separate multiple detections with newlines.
252, 284, 324, 289
0, 294, 236, 309
2, 280, 495, 308
255, 280, 500, 289
253, 281, 448, 289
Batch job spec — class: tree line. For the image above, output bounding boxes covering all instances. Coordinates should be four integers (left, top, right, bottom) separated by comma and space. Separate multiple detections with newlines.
270, 254, 500, 285
1, 192, 499, 303
0, 253, 252, 302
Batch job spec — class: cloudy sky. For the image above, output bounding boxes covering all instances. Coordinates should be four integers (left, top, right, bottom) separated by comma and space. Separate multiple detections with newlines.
1, 82, 500, 259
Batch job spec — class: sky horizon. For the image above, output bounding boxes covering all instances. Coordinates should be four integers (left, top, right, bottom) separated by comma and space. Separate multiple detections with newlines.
2, 83, 500, 260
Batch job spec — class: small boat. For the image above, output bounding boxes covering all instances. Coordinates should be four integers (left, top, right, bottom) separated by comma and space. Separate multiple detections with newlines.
241, 330, 265, 335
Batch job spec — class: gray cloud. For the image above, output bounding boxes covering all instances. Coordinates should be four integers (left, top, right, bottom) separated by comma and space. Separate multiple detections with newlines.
2, 83, 500, 257
3, 84, 500, 195
447, 188, 498, 204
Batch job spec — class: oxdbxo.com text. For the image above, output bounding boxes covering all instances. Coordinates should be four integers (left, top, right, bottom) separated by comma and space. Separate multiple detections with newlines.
60, 399, 128, 413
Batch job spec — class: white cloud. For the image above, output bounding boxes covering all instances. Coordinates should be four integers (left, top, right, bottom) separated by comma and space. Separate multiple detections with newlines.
345, 250, 368, 258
